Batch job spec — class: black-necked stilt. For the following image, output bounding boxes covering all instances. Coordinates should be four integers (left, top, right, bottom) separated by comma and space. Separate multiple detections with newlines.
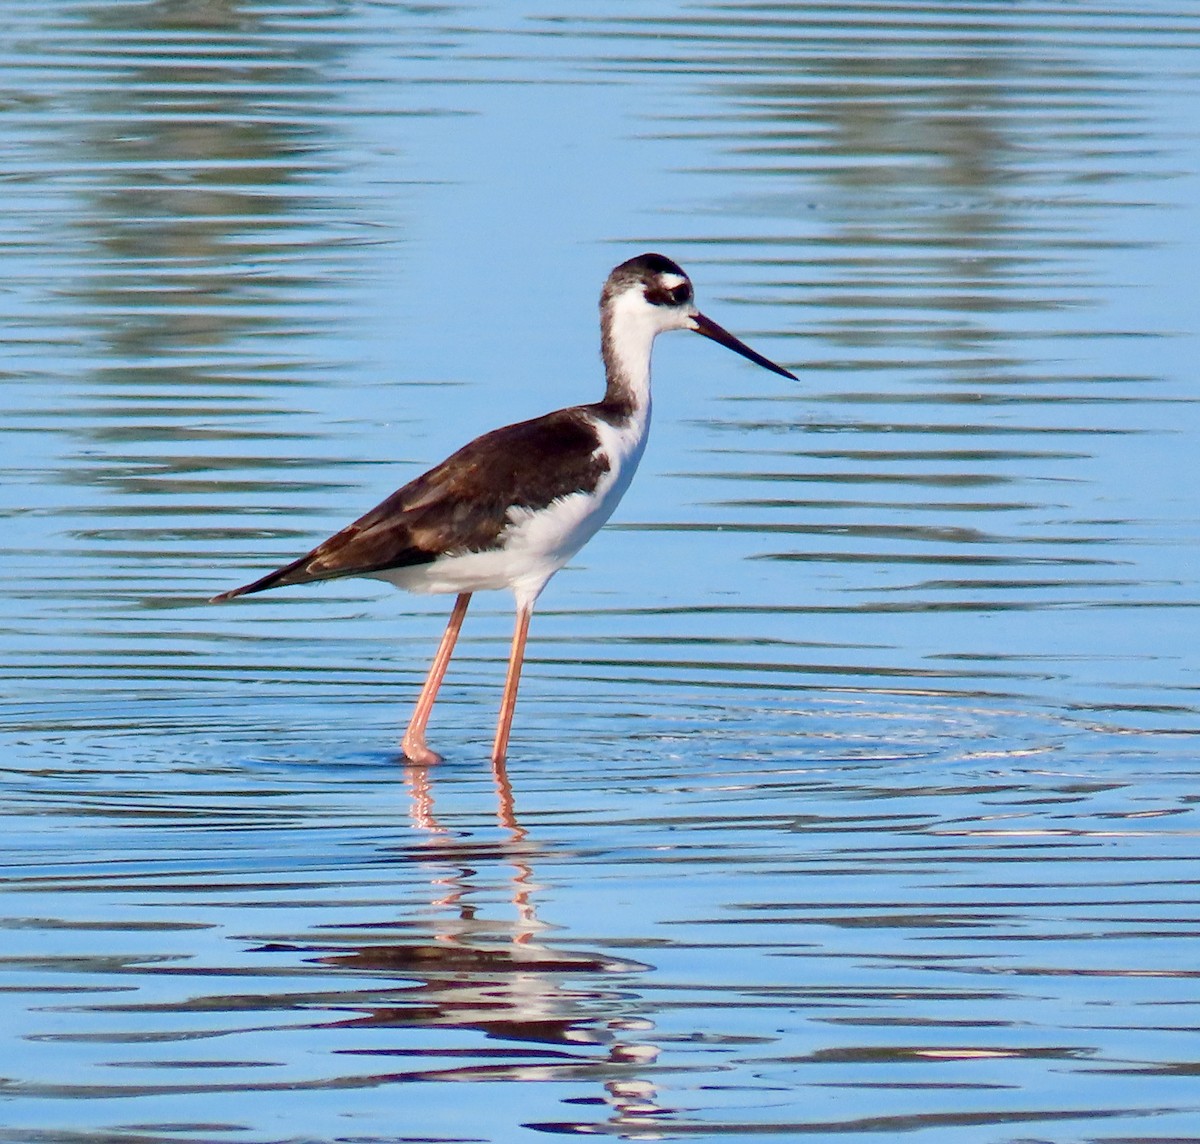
212, 253, 795, 765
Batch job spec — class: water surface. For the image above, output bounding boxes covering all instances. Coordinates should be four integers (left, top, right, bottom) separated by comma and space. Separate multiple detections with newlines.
2, 2, 1199, 1141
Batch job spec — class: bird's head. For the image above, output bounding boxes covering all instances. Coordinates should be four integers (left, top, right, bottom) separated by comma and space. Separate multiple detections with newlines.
601, 252, 796, 380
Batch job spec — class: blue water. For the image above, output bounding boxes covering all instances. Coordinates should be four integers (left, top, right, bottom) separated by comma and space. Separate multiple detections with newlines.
2, 2, 1199, 1141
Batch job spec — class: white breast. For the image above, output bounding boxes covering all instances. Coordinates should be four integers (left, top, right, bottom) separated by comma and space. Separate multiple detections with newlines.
374, 407, 651, 608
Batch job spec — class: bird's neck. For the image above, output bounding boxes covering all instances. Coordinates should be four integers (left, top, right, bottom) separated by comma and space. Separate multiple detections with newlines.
598, 301, 656, 423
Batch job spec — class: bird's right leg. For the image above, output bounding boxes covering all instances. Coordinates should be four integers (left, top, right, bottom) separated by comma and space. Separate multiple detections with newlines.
401, 592, 471, 765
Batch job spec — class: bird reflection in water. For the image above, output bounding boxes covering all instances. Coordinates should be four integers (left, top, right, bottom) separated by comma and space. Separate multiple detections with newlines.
292, 756, 675, 1132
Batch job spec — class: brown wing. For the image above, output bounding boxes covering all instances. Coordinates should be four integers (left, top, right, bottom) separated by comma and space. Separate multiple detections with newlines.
211, 408, 608, 601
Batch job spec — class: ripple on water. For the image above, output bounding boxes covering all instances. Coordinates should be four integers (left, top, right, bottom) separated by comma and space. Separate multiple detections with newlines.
4, 0, 1200, 1140
2, 689, 1199, 1139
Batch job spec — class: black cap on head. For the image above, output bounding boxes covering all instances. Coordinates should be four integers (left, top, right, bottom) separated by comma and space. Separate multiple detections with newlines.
604, 252, 692, 307
617, 252, 686, 279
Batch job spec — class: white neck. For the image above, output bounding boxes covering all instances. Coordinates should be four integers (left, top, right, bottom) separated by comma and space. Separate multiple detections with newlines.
600, 290, 662, 417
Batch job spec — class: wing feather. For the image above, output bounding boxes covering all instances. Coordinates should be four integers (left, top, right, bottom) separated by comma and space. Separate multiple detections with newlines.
211, 408, 608, 601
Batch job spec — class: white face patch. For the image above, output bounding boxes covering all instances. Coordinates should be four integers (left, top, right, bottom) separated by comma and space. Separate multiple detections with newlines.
659, 273, 687, 292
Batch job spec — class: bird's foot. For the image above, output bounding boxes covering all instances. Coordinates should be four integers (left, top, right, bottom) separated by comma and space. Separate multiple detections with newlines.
401, 734, 443, 766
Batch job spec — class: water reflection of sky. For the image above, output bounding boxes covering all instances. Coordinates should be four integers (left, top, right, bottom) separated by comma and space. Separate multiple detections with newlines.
1, 3, 1200, 1141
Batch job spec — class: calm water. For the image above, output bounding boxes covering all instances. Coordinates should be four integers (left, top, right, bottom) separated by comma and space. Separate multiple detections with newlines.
3, 2, 1200, 1141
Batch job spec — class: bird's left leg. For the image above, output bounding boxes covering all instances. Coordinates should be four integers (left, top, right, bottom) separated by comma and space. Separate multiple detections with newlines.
491, 602, 533, 766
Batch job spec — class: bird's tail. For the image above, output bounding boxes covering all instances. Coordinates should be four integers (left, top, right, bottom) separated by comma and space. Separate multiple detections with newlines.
209, 554, 317, 603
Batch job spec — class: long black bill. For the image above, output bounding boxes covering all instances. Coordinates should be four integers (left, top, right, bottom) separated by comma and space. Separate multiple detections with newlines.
691, 311, 797, 380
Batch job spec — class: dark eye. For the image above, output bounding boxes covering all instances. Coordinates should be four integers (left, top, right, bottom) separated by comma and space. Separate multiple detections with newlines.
645, 280, 692, 307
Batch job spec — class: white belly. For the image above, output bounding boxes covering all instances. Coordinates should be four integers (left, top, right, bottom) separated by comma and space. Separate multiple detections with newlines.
372, 409, 649, 608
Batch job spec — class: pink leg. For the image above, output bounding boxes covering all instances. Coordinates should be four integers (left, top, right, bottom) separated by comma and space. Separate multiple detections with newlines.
491, 603, 532, 766
401, 592, 471, 765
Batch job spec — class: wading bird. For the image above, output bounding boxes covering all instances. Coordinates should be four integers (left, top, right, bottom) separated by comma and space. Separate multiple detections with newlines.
212, 253, 795, 765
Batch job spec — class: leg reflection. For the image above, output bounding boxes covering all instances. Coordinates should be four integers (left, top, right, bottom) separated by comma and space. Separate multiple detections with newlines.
288, 758, 672, 1133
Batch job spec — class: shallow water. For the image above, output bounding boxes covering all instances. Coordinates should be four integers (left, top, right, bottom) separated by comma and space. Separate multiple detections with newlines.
2, 2, 1200, 1141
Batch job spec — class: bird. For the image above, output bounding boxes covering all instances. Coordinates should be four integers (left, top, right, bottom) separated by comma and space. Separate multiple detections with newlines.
211, 253, 796, 766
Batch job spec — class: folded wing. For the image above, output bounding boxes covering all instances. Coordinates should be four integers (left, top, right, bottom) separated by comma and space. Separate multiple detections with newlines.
211, 408, 608, 601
